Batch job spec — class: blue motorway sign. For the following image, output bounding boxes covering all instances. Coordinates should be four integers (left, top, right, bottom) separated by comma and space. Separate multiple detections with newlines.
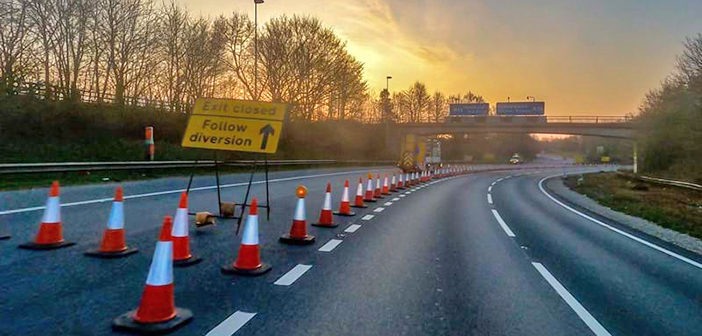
495, 102, 545, 115
449, 103, 490, 116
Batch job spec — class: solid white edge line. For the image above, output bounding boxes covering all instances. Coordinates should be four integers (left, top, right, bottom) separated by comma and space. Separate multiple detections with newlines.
487, 194, 493, 205
318, 239, 343, 252
205, 311, 257, 336
373, 207, 385, 212
0, 168, 386, 216
491, 209, 515, 237
345, 224, 362, 233
361, 214, 374, 220
532, 262, 612, 336
274, 264, 312, 286
538, 175, 702, 270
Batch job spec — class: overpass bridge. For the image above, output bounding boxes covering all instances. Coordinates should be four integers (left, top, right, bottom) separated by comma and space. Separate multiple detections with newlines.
397, 116, 637, 139
390, 115, 640, 172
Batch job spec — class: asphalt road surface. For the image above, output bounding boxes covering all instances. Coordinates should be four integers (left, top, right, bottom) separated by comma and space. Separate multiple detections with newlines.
2, 162, 701, 336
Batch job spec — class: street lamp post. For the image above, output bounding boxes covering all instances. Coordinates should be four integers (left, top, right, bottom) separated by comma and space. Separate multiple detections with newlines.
386, 76, 392, 92
254, 0, 264, 100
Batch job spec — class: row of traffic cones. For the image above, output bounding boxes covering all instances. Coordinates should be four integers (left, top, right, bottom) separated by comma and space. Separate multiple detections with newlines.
113, 167, 470, 333
7, 167, 471, 334
18, 182, 201, 270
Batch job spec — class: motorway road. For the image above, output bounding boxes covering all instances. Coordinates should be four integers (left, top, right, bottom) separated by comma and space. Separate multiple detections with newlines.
1, 163, 702, 335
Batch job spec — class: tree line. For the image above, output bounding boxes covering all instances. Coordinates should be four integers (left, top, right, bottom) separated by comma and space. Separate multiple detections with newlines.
0, 0, 487, 124
0, 0, 368, 121
637, 33, 702, 182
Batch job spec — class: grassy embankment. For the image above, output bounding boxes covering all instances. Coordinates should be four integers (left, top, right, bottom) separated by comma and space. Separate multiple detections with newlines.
564, 172, 702, 240
0, 95, 395, 190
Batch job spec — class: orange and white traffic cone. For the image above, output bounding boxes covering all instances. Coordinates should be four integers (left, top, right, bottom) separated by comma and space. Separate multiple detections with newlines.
334, 180, 355, 216
381, 175, 390, 195
112, 216, 193, 333
352, 178, 368, 208
313, 183, 337, 227
222, 198, 271, 276
364, 174, 377, 203
172, 192, 201, 267
85, 186, 138, 258
390, 175, 397, 192
374, 174, 384, 199
397, 173, 405, 189
280, 186, 315, 245
19, 181, 74, 250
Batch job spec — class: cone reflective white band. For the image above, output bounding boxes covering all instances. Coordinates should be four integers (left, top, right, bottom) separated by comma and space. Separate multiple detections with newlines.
106, 202, 124, 230
366, 179, 373, 191
294, 198, 306, 221
172, 208, 189, 237
145, 241, 174, 286
383, 177, 388, 187
375, 177, 380, 189
399, 174, 403, 183
391, 175, 396, 185
341, 186, 350, 202
241, 214, 259, 245
322, 192, 332, 210
356, 182, 363, 196
41, 197, 60, 223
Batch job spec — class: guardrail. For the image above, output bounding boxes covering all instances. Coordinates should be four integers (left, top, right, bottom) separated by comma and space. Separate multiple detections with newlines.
545, 116, 633, 123
0, 160, 398, 175
616, 171, 702, 192
638, 175, 702, 192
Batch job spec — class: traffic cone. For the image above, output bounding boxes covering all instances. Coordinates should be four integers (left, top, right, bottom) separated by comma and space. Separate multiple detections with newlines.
374, 174, 384, 199
313, 183, 337, 227
85, 186, 138, 258
352, 178, 367, 208
363, 174, 377, 203
172, 192, 201, 267
381, 175, 390, 195
334, 180, 355, 216
397, 173, 405, 189
112, 216, 193, 333
280, 186, 315, 245
19, 181, 74, 250
222, 198, 271, 276
390, 175, 397, 192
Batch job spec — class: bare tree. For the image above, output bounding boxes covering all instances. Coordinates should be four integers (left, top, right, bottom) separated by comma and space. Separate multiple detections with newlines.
0, 0, 35, 91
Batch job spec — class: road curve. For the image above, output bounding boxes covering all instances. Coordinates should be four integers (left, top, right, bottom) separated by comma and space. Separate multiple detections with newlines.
1, 164, 701, 335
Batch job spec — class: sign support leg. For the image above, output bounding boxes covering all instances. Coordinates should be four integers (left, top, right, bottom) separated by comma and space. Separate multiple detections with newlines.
214, 153, 222, 217
265, 157, 270, 221
186, 160, 198, 194
237, 161, 257, 234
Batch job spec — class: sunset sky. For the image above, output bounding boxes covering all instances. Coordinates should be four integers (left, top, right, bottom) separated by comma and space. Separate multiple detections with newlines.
178, 0, 702, 116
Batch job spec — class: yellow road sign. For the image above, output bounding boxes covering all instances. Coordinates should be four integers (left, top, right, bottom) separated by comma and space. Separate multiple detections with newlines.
182, 98, 287, 153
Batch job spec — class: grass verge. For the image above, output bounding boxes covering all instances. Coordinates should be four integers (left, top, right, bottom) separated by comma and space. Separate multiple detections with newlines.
564, 172, 702, 240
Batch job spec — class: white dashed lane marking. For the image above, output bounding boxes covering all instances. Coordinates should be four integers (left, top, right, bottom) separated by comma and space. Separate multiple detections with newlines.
274, 264, 312, 286
491, 209, 515, 237
205, 311, 257, 336
384, 202, 393, 206
487, 194, 493, 205
361, 214, 375, 220
374, 207, 385, 213
318, 239, 343, 252
344, 224, 361, 233
392, 197, 400, 201
532, 263, 612, 336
